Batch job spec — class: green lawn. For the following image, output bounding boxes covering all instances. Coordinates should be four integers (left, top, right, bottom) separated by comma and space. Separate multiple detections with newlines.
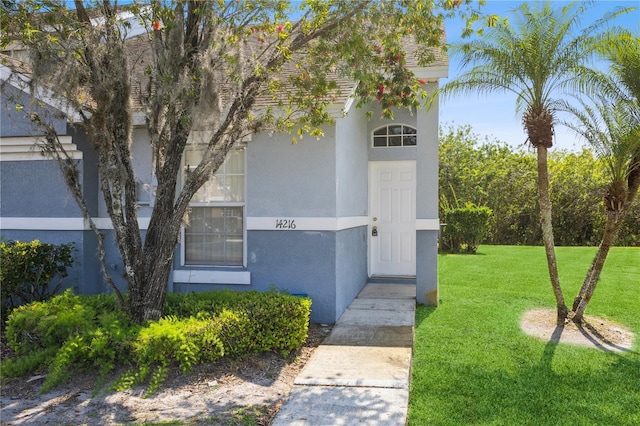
409, 245, 640, 426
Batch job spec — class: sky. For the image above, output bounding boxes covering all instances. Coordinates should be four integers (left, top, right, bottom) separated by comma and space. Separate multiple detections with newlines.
441, 0, 640, 151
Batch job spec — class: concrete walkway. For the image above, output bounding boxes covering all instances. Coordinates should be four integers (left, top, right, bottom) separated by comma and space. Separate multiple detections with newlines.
272, 283, 416, 425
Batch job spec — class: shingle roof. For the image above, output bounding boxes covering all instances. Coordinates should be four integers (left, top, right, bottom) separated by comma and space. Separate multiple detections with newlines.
2, 30, 447, 114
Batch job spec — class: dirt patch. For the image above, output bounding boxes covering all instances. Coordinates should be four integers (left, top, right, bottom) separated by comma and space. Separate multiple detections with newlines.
521, 308, 636, 353
0, 324, 332, 425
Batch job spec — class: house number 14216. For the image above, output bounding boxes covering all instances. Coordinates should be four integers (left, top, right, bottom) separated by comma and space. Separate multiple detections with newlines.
275, 219, 296, 229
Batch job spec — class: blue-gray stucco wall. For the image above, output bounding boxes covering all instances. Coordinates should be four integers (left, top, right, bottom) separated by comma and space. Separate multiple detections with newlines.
170, 229, 340, 324
1, 85, 67, 136
416, 230, 439, 304
245, 230, 336, 323
0, 160, 83, 217
246, 127, 337, 217
335, 226, 368, 318
336, 108, 368, 217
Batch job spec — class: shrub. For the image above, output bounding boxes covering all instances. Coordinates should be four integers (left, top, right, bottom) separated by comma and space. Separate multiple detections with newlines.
3, 289, 312, 394
42, 310, 138, 392
442, 204, 493, 253
0, 239, 75, 315
165, 290, 311, 356
5, 289, 95, 357
3, 290, 130, 386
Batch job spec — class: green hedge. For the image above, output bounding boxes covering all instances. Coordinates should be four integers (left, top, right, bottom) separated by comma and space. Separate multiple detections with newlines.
2, 289, 311, 394
0, 239, 74, 316
165, 290, 311, 356
442, 204, 493, 254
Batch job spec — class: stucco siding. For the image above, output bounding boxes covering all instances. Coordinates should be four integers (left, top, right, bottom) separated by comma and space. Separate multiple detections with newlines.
0, 85, 67, 137
416, 83, 440, 219
0, 160, 83, 218
245, 230, 337, 324
336, 108, 368, 217
335, 226, 368, 318
246, 127, 337, 217
416, 230, 438, 304
415, 83, 440, 305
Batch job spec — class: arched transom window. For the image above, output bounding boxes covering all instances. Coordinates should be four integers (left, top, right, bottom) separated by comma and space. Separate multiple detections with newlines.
372, 124, 417, 147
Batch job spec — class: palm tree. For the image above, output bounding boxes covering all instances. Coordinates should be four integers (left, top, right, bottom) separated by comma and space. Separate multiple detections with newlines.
440, 1, 622, 323
567, 30, 640, 323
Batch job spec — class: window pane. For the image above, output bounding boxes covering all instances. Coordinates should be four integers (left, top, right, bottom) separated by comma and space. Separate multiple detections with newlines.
389, 136, 402, 146
226, 239, 243, 264
224, 148, 245, 174
209, 208, 225, 232
373, 136, 387, 147
193, 176, 224, 202
185, 207, 243, 266
185, 235, 206, 263
403, 135, 417, 146
389, 125, 403, 135
225, 215, 243, 235
403, 126, 417, 134
188, 207, 205, 229
184, 150, 203, 168
225, 176, 245, 202
373, 127, 387, 136
206, 235, 226, 264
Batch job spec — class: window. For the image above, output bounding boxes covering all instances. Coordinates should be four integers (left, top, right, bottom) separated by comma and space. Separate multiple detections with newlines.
183, 147, 245, 266
372, 125, 417, 147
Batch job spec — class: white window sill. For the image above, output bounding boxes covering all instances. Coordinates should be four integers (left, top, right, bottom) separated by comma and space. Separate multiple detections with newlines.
172, 270, 251, 285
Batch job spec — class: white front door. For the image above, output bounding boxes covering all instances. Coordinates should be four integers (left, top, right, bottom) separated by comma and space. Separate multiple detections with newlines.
370, 161, 416, 276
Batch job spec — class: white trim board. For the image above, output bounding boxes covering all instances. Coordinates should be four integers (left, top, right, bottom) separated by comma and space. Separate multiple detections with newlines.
0, 136, 82, 161
172, 270, 251, 285
415, 219, 441, 231
1, 216, 441, 232
246, 216, 368, 231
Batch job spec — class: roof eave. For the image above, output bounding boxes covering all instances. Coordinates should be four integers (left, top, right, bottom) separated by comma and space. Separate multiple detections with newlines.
1, 64, 84, 123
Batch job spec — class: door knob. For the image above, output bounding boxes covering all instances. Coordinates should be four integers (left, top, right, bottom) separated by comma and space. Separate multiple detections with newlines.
372, 226, 378, 237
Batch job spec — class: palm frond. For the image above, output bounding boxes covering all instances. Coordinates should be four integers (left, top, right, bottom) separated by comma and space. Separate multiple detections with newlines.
440, 0, 617, 138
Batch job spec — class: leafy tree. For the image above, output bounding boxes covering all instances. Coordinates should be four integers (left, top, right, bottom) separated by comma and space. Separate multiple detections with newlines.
438, 125, 619, 248
0, 0, 481, 322
439, 1, 629, 323
438, 125, 539, 245
548, 150, 606, 246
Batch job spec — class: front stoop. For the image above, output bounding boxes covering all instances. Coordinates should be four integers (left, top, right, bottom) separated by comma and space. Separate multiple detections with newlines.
272, 284, 416, 426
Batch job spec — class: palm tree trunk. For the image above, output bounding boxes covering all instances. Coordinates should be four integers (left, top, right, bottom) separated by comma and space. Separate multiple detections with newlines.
571, 213, 621, 323
572, 152, 640, 324
537, 145, 568, 323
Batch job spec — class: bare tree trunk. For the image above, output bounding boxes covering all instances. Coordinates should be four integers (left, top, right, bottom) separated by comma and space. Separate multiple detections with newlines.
537, 145, 568, 323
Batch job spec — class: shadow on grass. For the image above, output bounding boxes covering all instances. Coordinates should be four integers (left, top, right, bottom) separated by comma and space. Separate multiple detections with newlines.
538, 324, 564, 371
578, 322, 638, 355
414, 305, 437, 328
410, 339, 640, 425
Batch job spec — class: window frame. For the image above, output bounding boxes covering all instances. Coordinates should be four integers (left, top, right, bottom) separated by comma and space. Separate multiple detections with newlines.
371, 124, 418, 148
180, 144, 247, 268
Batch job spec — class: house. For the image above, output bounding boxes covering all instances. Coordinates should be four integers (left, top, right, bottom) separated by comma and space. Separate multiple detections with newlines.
0, 39, 446, 324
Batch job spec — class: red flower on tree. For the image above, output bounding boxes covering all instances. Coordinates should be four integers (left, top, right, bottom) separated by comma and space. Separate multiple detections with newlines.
152, 20, 162, 31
